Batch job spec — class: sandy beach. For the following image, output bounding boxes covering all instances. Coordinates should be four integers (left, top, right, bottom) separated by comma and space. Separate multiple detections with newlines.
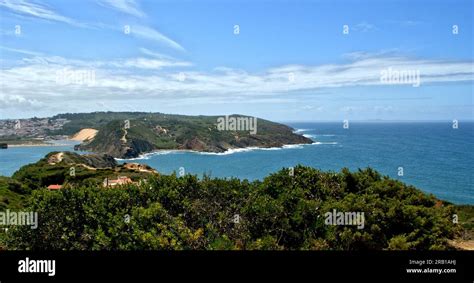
70, 128, 98, 141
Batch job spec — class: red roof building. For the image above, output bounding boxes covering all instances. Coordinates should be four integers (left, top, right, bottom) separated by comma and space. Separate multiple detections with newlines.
47, 184, 62, 190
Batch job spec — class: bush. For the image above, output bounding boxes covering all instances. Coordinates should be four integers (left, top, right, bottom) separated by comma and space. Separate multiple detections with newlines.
3, 166, 461, 250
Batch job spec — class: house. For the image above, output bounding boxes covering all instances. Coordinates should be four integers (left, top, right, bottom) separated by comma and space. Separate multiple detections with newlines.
103, 176, 133, 187
47, 184, 62, 191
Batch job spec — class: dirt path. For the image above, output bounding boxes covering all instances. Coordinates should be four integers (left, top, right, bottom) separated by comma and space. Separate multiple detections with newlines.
448, 240, 474, 250
121, 129, 128, 144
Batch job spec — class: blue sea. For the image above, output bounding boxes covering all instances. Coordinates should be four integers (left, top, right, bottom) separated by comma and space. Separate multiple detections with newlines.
0, 122, 472, 204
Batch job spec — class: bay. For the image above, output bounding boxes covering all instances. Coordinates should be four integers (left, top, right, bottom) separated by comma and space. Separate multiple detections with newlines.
0, 122, 472, 204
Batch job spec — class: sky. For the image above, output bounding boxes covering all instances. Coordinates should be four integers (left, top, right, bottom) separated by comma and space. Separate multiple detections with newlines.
0, 0, 473, 121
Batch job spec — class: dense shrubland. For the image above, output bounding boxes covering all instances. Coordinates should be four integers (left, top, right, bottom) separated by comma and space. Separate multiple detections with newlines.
1, 165, 463, 250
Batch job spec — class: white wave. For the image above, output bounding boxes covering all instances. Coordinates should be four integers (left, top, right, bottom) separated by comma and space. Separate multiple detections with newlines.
115, 150, 184, 161
293, 128, 312, 133
303, 134, 316, 138
198, 147, 259, 155
282, 144, 304, 149
200, 144, 309, 154
117, 143, 315, 160
311, 141, 338, 145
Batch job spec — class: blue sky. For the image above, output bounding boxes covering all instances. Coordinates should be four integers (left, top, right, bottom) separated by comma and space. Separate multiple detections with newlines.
0, 0, 473, 121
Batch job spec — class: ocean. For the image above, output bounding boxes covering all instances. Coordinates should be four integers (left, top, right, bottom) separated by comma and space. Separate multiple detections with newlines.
0, 122, 472, 204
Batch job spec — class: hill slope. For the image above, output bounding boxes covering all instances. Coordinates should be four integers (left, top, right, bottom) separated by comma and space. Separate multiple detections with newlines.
69, 113, 312, 158
12, 151, 155, 191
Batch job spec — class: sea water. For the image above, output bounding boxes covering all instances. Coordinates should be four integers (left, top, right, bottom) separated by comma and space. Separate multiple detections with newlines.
0, 122, 472, 204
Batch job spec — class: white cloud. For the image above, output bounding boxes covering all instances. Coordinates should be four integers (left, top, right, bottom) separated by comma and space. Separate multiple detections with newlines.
352, 22, 377, 32
0, 52, 472, 112
0, 0, 181, 52
130, 25, 185, 52
387, 20, 424, 27
399, 20, 422, 26
0, 46, 44, 56
110, 57, 192, 69
0, 0, 86, 27
0, 1, 185, 53
139, 48, 176, 60
301, 105, 323, 111
340, 106, 357, 113
9, 52, 192, 70
373, 105, 394, 112
98, 0, 145, 18
0, 94, 43, 109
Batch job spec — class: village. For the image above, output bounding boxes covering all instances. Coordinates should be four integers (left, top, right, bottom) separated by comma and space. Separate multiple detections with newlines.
0, 117, 70, 140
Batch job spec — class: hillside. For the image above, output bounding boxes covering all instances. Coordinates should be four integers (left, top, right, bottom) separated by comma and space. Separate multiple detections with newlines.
48, 112, 313, 158
1, 163, 473, 251
0, 176, 27, 210
0, 112, 312, 158
11, 151, 156, 191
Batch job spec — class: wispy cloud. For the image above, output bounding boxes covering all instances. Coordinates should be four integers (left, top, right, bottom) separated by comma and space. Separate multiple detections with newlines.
130, 25, 185, 52
343, 50, 402, 60
340, 105, 395, 114
0, 28, 18, 36
0, 0, 86, 27
98, 0, 146, 18
1, 51, 472, 112
17, 54, 192, 70
399, 20, 422, 26
0, 45, 44, 56
387, 20, 424, 27
352, 22, 377, 32
95, 1, 186, 51
139, 47, 176, 60
0, 1, 185, 52
109, 57, 192, 69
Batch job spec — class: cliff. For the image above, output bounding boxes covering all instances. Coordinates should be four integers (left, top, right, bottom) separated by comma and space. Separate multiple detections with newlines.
72, 113, 312, 158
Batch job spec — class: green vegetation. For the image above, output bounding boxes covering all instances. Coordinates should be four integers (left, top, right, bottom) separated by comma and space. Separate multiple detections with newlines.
1, 162, 468, 251
0, 176, 28, 210
49, 112, 151, 135
48, 112, 313, 158
11, 151, 154, 191
456, 205, 474, 240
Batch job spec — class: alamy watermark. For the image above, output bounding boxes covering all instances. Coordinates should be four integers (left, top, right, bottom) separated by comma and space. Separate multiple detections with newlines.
324, 209, 365, 229
56, 68, 96, 86
18, 257, 55, 277
0, 209, 38, 229
380, 67, 420, 87
217, 115, 258, 135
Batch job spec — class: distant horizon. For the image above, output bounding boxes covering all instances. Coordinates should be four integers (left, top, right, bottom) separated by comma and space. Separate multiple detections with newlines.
1, 110, 473, 124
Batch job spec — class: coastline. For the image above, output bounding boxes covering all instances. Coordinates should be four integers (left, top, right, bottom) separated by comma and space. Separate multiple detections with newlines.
2, 139, 79, 148
7, 143, 57, 147
1, 122, 472, 205
116, 142, 321, 161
